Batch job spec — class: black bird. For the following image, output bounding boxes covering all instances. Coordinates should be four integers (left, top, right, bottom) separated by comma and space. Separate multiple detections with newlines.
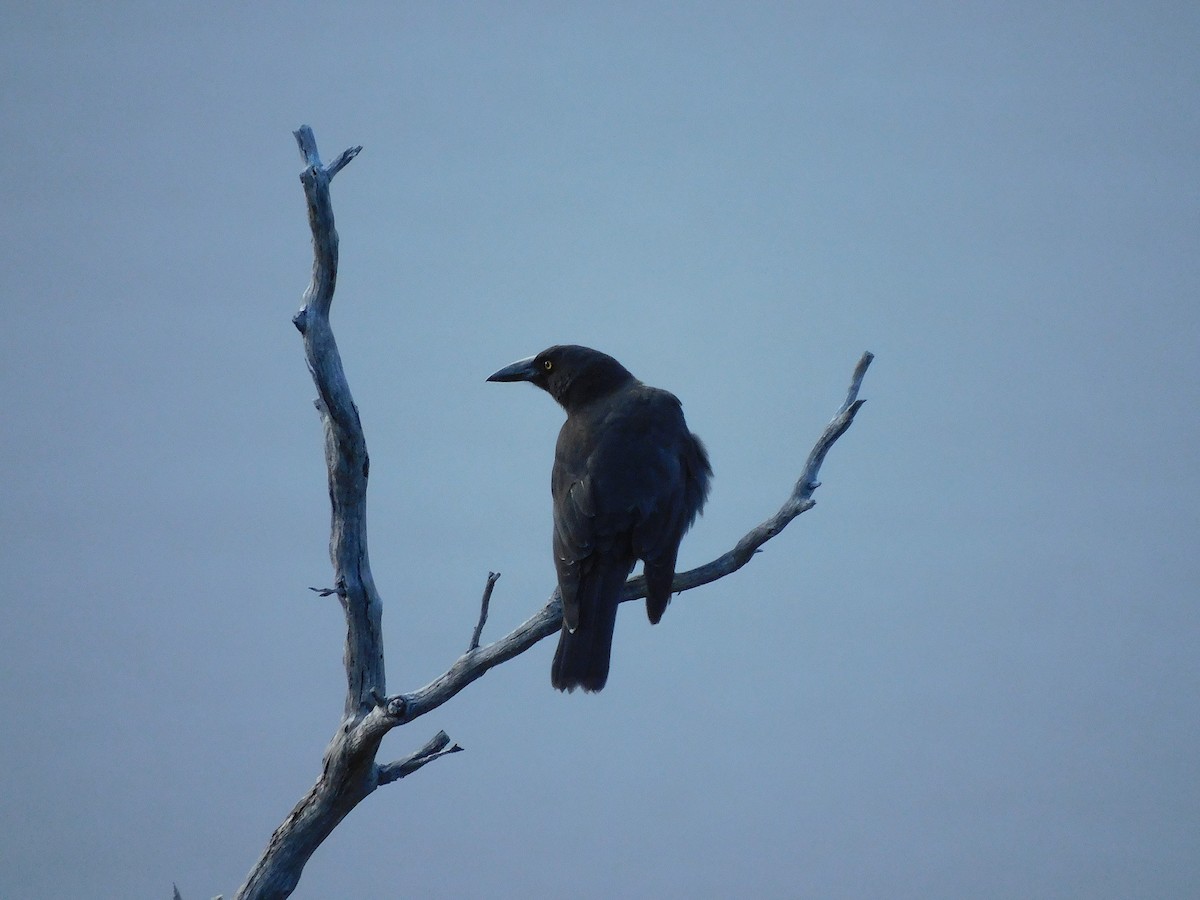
488, 345, 711, 692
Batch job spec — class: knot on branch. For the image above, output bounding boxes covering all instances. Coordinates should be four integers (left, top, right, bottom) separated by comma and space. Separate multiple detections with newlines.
371, 690, 408, 720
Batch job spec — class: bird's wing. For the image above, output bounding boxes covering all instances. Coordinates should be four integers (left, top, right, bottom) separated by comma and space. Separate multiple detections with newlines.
617, 391, 711, 622
552, 459, 597, 633
608, 391, 693, 558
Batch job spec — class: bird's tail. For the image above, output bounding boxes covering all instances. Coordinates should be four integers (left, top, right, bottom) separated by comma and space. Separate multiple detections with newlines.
551, 567, 625, 692
551, 600, 618, 692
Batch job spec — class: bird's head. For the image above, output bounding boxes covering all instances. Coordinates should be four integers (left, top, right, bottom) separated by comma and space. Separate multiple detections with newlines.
487, 344, 634, 410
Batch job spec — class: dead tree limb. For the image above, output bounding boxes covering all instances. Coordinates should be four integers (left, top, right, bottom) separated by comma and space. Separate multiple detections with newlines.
469, 572, 502, 652
233, 125, 872, 900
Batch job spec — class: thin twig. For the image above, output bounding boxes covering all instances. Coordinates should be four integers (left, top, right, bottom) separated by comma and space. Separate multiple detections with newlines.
327, 146, 362, 179
377, 730, 464, 785
468, 572, 501, 651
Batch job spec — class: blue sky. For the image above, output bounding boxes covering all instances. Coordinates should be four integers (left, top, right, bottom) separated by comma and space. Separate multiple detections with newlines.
2, 3, 1197, 897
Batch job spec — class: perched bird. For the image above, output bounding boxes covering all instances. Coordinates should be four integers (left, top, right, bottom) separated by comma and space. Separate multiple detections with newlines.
488, 345, 711, 692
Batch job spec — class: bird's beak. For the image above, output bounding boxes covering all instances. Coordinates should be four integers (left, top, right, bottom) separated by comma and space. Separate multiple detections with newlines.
486, 355, 539, 383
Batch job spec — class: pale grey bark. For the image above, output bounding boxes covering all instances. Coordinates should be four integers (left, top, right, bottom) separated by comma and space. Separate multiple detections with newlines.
233, 125, 872, 900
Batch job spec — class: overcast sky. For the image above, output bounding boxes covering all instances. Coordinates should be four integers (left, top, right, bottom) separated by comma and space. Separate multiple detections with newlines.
2, 3, 1198, 898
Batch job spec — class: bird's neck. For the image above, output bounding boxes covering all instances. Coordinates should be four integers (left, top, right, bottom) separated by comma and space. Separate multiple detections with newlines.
555, 369, 635, 412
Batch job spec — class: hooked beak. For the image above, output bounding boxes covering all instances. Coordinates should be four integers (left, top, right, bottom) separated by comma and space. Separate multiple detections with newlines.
486, 355, 539, 383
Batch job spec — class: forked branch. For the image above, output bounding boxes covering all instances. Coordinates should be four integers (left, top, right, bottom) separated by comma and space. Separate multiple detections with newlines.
234, 125, 871, 900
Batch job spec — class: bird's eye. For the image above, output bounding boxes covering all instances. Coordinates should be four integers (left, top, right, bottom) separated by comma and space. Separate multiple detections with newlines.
542, 359, 554, 371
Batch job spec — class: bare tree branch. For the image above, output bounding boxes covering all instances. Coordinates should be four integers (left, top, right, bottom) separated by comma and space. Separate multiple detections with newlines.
468, 572, 501, 651
234, 125, 872, 900
236, 125, 381, 900
377, 731, 465, 786
290, 129, 380, 722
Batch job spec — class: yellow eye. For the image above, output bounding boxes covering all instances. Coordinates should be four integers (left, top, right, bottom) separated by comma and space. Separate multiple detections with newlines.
542, 359, 554, 371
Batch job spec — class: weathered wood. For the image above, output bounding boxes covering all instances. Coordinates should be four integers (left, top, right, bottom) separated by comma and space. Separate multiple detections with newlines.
236, 125, 384, 900
234, 124, 872, 900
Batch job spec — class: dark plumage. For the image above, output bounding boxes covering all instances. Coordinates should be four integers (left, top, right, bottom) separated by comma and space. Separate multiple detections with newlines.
488, 345, 711, 692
